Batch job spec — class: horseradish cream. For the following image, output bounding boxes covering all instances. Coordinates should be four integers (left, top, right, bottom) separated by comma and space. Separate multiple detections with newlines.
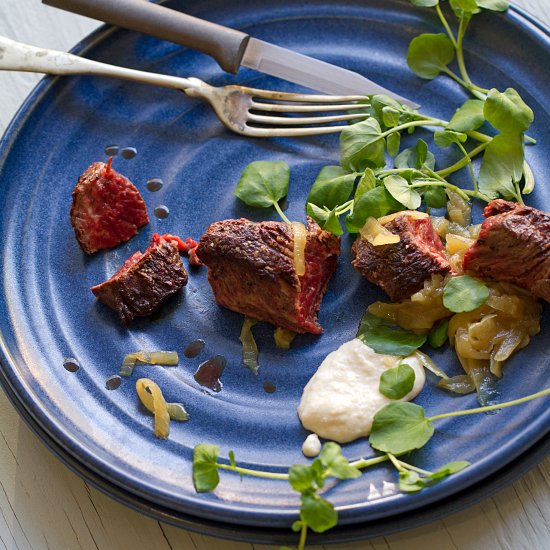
298, 339, 425, 444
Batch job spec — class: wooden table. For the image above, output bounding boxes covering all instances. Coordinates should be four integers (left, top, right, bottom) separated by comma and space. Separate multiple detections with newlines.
0, 1, 548, 548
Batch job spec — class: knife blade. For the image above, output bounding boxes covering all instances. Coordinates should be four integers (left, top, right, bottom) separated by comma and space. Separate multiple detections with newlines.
43, 0, 419, 108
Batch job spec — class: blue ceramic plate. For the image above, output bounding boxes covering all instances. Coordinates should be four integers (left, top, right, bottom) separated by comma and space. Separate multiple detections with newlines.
0, 0, 549, 536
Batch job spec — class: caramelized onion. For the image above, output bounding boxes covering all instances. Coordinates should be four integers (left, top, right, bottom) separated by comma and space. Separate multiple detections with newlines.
378, 210, 428, 225
274, 327, 296, 349
291, 222, 307, 276
120, 350, 178, 378
240, 317, 259, 374
136, 378, 171, 439
360, 217, 400, 246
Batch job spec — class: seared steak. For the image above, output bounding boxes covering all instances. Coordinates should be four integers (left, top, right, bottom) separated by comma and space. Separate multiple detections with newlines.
352, 213, 452, 301
91, 233, 188, 323
71, 159, 148, 254
195, 217, 340, 334
463, 200, 550, 302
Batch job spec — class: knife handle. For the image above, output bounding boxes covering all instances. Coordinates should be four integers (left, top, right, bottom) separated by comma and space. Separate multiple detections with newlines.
42, 0, 250, 74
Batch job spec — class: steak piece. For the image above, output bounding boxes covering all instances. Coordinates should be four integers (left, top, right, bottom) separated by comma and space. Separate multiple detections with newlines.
70, 159, 149, 254
195, 217, 341, 334
352, 213, 452, 302
463, 199, 550, 302
91, 233, 188, 323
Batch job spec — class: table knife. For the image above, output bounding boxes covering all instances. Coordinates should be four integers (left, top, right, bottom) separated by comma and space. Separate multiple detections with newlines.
42, 0, 419, 108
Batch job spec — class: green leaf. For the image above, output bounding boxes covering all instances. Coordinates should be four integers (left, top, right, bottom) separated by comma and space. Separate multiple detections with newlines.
371, 95, 405, 128
476, 0, 509, 11
320, 443, 362, 480
306, 203, 344, 235
411, 0, 439, 6
369, 402, 435, 454
384, 175, 422, 210
522, 160, 535, 194
307, 166, 356, 210
484, 88, 534, 134
340, 118, 386, 171
382, 106, 402, 128
478, 133, 524, 199
288, 464, 315, 493
357, 312, 427, 356
399, 470, 424, 492
379, 362, 416, 399
345, 187, 404, 233
300, 494, 338, 533
193, 444, 220, 492
450, 0, 481, 14
424, 185, 447, 208
428, 318, 450, 348
448, 99, 486, 132
407, 33, 455, 80
234, 161, 290, 208
354, 168, 377, 201
434, 130, 468, 148
395, 139, 435, 170
443, 275, 490, 313
386, 131, 401, 158
428, 460, 470, 480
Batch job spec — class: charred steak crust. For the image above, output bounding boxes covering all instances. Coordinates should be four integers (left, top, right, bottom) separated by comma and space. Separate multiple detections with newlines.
463, 199, 550, 302
91, 234, 188, 323
351, 215, 452, 302
70, 161, 149, 254
195, 217, 340, 334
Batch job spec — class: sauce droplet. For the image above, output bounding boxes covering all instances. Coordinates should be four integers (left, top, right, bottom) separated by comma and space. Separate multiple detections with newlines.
104, 145, 119, 156
63, 358, 80, 372
63, 357, 80, 372
194, 355, 226, 392
121, 147, 137, 160
105, 375, 122, 390
263, 381, 276, 394
184, 339, 205, 359
146, 178, 164, 192
154, 205, 170, 219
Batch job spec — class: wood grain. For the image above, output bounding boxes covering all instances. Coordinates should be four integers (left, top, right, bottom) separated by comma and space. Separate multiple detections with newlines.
0, 1, 548, 549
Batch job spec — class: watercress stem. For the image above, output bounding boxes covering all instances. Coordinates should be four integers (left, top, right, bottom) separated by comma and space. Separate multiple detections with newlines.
380, 119, 446, 139
428, 388, 550, 421
436, 142, 490, 178
349, 454, 390, 470
395, 459, 432, 476
456, 141, 479, 193
298, 522, 308, 550
217, 462, 289, 480
273, 201, 292, 224
436, 4, 457, 48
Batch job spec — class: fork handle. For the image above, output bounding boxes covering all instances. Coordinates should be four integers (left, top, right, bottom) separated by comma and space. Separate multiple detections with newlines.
0, 35, 207, 93
42, 0, 249, 74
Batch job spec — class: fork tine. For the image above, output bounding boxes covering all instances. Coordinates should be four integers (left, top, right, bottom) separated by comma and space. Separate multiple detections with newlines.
251, 101, 369, 113
242, 86, 368, 103
241, 125, 351, 137
247, 112, 367, 125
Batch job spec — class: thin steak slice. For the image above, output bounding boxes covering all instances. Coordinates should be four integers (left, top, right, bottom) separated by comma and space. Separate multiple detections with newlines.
463, 199, 550, 302
91, 233, 188, 323
352, 213, 452, 302
70, 159, 149, 254
195, 217, 341, 334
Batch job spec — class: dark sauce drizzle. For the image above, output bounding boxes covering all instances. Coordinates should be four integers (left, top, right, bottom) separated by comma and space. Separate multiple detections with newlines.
63, 358, 80, 373
104, 145, 119, 156
105, 375, 122, 390
146, 178, 164, 192
121, 147, 137, 160
154, 205, 169, 219
194, 355, 226, 393
184, 339, 205, 359
263, 381, 276, 394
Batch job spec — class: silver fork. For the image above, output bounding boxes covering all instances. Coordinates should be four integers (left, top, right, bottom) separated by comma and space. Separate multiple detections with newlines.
0, 36, 372, 138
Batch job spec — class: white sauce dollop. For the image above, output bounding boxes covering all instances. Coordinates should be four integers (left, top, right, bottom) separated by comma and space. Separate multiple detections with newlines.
302, 433, 322, 457
298, 339, 425, 444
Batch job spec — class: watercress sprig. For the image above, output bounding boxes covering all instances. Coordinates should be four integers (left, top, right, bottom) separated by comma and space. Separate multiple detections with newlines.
193, 388, 550, 548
